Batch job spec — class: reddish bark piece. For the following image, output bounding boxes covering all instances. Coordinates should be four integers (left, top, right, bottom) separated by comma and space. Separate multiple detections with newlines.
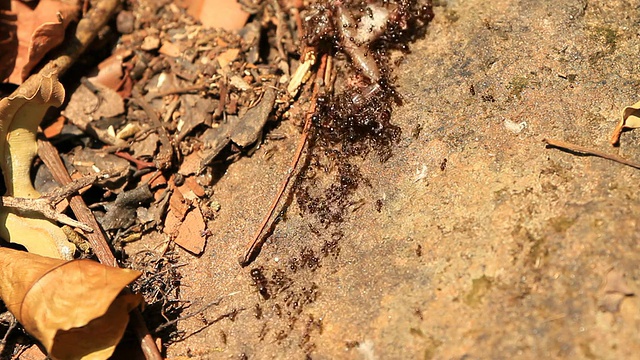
185, 0, 248, 31
88, 52, 125, 91
0, 10, 18, 83
169, 186, 190, 219
163, 208, 181, 237
174, 204, 206, 255
140, 172, 167, 191
159, 41, 181, 57
43, 115, 65, 138
16, 345, 47, 360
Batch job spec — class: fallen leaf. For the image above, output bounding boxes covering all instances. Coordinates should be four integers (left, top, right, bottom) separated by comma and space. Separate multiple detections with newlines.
0, 247, 142, 360
611, 100, 640, 145
9, 0, 80, 84
0, 69, 75, 259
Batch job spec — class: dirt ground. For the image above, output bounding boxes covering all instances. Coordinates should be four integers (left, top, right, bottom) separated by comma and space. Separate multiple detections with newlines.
164, 0, 640, 358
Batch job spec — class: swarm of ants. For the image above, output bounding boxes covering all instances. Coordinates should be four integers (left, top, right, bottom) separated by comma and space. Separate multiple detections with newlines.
241, 0, 433, 265
294, 0, 434, 223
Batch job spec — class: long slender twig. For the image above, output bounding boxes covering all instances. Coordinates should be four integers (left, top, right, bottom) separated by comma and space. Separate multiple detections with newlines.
543, 138, 640, 170
240, 54, 328, 266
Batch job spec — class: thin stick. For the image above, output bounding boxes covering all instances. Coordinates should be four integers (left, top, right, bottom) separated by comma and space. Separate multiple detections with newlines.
543, 138, 640, 170
239, 55, 328, 267
37, 139, 163, 360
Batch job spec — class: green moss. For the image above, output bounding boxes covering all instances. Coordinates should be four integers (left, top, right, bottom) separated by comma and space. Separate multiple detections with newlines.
548, 216, 576, 233
509, 76, 529, 99
596, 27, 618, 49
464, 275, 493, 307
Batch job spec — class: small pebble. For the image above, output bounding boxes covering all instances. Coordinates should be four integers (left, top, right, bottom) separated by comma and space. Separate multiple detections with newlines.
116, 11, 135, 34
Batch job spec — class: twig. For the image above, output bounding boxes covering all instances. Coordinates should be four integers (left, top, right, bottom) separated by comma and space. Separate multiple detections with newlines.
147, 85, 206, 99
0, 196, 92, 231
37, 139, 163, 360
543, 138, 640, 170
239, 54, 328, 266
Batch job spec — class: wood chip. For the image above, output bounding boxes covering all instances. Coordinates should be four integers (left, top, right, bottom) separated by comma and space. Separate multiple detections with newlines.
217, 48, 240, 69
168, 187, 190, 219
179, 151, 204, 176
163, 209, 182, 236
159, 41, 181, 57
43, 115, 65, 138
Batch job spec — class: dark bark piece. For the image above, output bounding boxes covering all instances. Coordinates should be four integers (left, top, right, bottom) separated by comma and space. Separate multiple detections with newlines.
230, 87, 276, 147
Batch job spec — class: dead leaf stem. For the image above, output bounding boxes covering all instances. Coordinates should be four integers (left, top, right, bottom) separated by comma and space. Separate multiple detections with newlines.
543, 138, 640, 170
240, 54, 328, 266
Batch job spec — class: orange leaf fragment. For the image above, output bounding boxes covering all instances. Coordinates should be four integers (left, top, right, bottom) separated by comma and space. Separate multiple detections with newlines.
174, 203, 206, 255
0, 247, 142, 360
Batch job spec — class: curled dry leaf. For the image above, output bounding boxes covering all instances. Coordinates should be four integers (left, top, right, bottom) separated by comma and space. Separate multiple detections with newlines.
0, 247, 142, 360
611, 100, 640, 145
7, 0, 80, 84
0, 68, 76, 259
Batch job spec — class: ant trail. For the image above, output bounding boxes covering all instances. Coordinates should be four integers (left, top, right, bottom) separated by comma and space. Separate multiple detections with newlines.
239, 54, 329, 267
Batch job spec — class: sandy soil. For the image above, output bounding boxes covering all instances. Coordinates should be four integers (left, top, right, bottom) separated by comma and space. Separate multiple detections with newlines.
166, 0, 640, 358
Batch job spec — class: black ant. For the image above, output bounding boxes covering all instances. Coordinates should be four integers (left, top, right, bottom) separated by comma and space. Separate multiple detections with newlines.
250, 267, 271, 300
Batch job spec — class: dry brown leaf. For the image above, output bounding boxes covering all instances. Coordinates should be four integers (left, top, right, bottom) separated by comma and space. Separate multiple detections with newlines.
0, 10, 18, 82
9, 0, 80, 84
0, 69, 76, 259
0, 247, 142, 360
611, 100, 640, 145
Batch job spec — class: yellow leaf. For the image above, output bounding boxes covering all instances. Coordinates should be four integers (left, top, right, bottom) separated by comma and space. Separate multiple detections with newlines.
0, 69, 75, 258
0, 247, 142, 360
